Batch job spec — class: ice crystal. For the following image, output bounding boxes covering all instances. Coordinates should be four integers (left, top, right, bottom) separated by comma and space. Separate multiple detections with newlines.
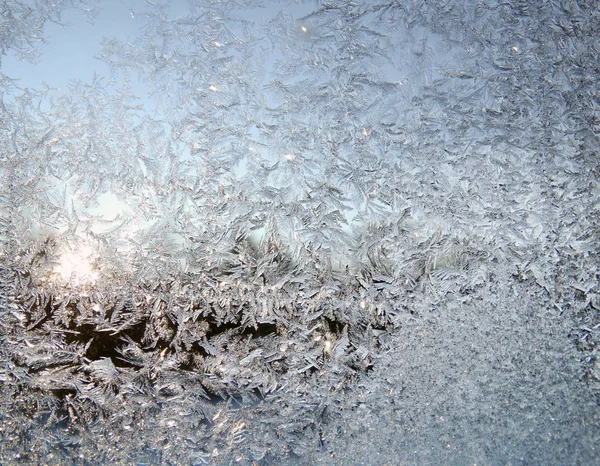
1, 0, 599, 464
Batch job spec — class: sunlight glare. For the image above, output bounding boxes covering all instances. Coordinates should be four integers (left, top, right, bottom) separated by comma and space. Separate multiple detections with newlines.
54, 244, 99, 285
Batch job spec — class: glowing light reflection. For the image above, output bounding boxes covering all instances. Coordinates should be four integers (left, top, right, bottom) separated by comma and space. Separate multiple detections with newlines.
53, 244, 98, 286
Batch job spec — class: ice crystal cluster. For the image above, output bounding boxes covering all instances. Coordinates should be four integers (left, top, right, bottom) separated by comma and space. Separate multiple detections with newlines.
1, 0, 599, 464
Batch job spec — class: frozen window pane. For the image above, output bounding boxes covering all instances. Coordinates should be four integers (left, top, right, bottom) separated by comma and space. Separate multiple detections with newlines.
1, 0, 599, 464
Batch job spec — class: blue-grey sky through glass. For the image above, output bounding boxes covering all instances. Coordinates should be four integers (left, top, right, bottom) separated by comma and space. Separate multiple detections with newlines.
2, 0, 316, 116
2, 0, 322, 243
3, 0, 166, 113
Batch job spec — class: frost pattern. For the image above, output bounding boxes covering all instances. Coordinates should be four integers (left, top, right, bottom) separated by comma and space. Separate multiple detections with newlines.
1, 0, 600, 464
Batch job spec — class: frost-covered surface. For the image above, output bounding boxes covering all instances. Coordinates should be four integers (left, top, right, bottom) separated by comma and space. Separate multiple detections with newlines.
1, 0, 599, 464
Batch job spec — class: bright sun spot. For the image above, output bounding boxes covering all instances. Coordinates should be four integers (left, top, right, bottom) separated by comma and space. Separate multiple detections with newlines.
54, 244, 99, 285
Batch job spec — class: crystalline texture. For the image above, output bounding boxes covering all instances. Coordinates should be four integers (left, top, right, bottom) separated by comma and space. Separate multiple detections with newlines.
1, 0, 599, 464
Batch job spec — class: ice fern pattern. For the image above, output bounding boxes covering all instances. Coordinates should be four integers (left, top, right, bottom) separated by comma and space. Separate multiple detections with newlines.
1, 0, 600, 464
